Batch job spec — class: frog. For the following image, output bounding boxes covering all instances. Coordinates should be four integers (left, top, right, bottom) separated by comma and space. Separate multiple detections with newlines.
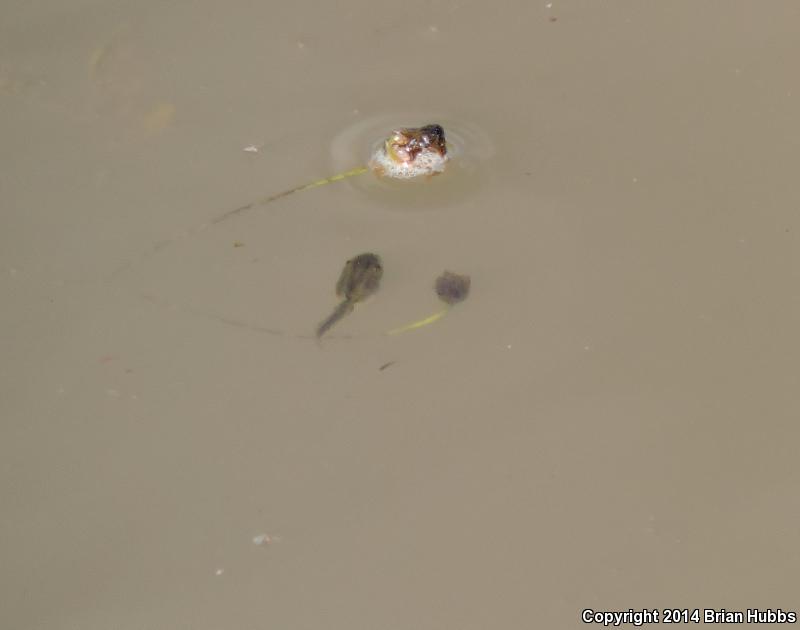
316, 253, 384, 338
368, 123, 449, 179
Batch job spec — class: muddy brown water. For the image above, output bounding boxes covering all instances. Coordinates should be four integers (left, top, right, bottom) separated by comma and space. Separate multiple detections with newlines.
2, 1, 799, 628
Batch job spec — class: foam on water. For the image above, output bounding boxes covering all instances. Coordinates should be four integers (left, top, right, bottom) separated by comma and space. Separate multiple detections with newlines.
368, 141, 449, 179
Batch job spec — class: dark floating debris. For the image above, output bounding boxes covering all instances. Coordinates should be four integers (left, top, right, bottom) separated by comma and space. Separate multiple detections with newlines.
435, 270, 471, 305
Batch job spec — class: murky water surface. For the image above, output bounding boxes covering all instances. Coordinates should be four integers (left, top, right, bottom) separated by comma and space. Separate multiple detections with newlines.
2, 1, 799, 628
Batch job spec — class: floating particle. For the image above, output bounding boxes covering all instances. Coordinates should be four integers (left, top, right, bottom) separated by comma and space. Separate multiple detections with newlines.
253, 533, 272, 546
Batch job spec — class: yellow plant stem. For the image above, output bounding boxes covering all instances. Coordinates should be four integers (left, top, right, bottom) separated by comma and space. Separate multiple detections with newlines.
386, 306, 450, 336
212, 165, 369, 226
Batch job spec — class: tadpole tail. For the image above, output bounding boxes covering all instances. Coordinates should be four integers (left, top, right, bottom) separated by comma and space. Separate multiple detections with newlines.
316, 300, 355, 338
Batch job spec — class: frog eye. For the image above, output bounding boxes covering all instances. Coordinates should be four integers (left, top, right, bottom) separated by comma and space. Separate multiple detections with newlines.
422, 124, 445, 142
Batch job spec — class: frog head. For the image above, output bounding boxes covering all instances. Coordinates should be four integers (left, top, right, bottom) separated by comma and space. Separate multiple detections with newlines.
384, 124, 447, 165
370, 123, 449, 179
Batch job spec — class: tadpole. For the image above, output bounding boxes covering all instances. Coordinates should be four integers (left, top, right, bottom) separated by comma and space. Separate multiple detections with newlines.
316, 253, 383, 338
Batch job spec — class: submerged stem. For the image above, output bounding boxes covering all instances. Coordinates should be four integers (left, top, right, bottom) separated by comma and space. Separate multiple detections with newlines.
386, 307, 450, 336
211, 166, 370, 227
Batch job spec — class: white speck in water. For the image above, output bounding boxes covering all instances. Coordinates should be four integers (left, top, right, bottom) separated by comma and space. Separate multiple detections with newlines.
253, 533, 272, 546
546, 2, 553, 8
428, 25, 439, 33
632, 177, 638, 183
242, 145, 260, 153
506, 344, 512, 350
214, 568, 224, 576
584, 346, 590, 351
